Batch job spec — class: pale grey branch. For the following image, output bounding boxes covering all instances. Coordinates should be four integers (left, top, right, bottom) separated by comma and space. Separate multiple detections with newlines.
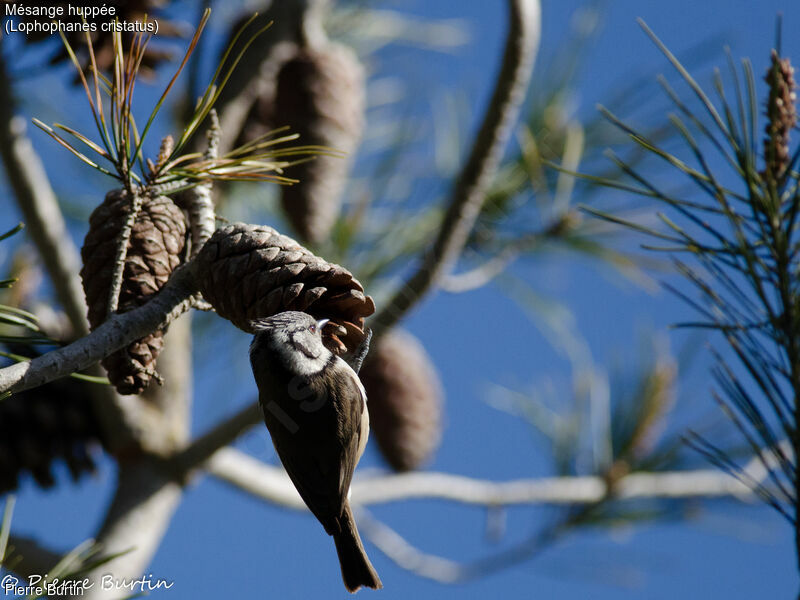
355, 508, 465, 583
207, 447, 306, 510
357, 504, 559, 583
81, 314, 194, 599
0, 264, 198, 395
82, 461, 183, 600
0, 53, 89, 336
206, 446, 759, 509
205, 446, 764, 583
180, 110, 218, 259
106, 190, 143, 316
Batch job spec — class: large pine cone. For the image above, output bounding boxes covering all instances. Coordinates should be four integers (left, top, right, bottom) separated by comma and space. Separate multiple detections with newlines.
0, 359, 105, 493
195, 223, 374, 353
360, 330, 443, 472
81, 190, 187, 395
274, 43, 365, 244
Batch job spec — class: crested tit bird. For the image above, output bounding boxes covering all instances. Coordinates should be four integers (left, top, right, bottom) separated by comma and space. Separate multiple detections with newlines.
249, 311, 382, 592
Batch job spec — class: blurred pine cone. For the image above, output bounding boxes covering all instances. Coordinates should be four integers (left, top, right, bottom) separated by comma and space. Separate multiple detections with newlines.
0, 348, 106, 493
24, 1, 181, 80
195, 223, 374, 353
80, 189, 187, 395
234, 40, 299, 147
360, 330, 443, 472
272, 42, 365, 244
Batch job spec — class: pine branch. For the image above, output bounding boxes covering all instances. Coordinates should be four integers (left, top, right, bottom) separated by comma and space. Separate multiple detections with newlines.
0, 263, 199, 395
206, 446, 764, 509
168, 402, 262, 477
578, 22, 800, 554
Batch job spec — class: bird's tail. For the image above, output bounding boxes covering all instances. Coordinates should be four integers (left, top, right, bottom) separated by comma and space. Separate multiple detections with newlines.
333, 503, 382, 593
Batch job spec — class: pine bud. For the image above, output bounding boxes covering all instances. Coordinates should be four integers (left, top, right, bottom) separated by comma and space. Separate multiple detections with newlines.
763, 50, 797, 183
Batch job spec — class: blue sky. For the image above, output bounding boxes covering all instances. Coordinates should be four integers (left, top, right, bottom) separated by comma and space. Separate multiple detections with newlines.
3, 1, 800, 598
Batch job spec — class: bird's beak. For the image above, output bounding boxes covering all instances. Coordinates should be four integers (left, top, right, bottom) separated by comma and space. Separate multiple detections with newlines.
316, 318, 330, 331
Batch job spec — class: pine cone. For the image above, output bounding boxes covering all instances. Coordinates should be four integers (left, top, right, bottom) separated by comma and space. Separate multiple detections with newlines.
195, 223, 374, 353
360, 330, 443, 472
80, 189, 187, 394
24, 1, 181, 81
274, 43, 365, 244
0, 360, 105, 493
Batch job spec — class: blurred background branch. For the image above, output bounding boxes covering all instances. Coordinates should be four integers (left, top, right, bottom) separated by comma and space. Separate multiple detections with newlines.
0, 52, 88, 337
371, 0, 541, 336
207, 445, 763, 508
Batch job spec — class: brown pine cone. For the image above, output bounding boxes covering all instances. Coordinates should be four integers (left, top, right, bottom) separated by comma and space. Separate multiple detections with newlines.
80, 189, 187, 395
360, 330, 443, 472
195, 223, 374, 353
0, 354, 106, 493
274, 43, 365, 244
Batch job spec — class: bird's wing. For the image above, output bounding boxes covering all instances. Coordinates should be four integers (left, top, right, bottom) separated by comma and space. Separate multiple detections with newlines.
330, 360, 368, 502
261, 361, 366, 535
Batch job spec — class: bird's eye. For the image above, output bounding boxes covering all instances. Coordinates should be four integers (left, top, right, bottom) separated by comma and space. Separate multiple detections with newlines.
309, 324, 317, 333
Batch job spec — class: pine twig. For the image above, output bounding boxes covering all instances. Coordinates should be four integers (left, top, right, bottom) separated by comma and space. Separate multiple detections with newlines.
180, 110, 219, 259
106, 189, 143, 316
